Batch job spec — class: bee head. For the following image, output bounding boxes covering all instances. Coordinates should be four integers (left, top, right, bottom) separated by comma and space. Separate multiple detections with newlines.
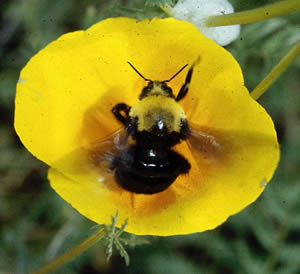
139, 81, 174, 100
127, 62, 188, 100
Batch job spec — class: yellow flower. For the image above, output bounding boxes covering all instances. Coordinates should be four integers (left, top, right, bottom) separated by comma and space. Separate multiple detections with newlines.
15, 17, 279, 236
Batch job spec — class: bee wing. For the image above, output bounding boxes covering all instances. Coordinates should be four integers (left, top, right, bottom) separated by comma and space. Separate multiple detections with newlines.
186, 121, 277, 170
51, 128, 129, 186
187, 122, 223, 166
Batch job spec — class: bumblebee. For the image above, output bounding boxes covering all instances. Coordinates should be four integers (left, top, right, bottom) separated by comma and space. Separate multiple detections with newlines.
110, 62, 194, 194
72, 60, 220, 195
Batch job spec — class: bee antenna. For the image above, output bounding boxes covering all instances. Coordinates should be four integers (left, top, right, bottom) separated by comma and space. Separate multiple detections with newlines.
164, 64, 188, 83
127, 62, 151, 82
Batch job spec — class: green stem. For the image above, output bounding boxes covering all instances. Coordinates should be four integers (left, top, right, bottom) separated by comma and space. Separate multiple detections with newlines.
250, 41, 300, 100
160, 4, 173, 17
32, 228, 105, 274
205, 0, 300, 27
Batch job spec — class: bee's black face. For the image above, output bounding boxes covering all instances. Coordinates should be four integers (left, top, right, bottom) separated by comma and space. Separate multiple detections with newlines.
139, 81, 153, 99
139, 81, 174, 100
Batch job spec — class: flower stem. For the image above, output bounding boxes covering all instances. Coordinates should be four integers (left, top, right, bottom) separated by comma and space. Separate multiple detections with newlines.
250, 41, 300, 100
205, 0, 300, 27
32, 228, 105, 274
160, 4, 172, 16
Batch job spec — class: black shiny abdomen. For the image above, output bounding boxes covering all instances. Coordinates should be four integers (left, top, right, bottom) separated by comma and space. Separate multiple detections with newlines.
111, 100, 191, 194
112, 145, 190, 194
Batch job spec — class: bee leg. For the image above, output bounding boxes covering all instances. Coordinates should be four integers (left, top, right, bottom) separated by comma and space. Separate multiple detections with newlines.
176, 57, 200, 102
176, 65, 194, 102
112, 103, 131, 125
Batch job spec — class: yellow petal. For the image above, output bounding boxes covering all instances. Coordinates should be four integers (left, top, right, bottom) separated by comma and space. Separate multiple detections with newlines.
15, 17, 242, 165
15, 17, 279, 235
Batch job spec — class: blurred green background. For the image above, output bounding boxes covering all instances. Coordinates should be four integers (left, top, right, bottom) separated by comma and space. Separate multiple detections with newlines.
1, 0, 300, 273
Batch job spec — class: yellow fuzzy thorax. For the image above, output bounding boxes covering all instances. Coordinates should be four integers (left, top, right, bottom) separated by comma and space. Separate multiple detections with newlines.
129, 95, 186, 133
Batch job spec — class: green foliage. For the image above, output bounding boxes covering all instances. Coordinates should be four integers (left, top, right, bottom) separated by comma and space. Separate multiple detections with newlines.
111, 6, 166, 21
98, 212, 149, 266
31, 212, 149, 272
1, 0, 300, 273
145, 0, 177, 7
100, 212, 130, 265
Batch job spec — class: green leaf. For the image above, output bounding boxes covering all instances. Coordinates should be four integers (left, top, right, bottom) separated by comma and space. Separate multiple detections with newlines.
115, 239, 130, 266
100, 212, 148, 266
